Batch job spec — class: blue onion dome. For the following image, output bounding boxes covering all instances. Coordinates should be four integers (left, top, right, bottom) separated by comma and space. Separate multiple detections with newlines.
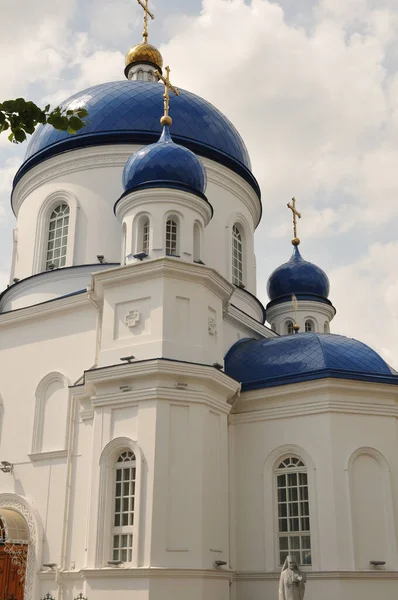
14, 81, 259, 199
225, 333, 398, 391
267, 245, 330, 304
122, 126, 207, 196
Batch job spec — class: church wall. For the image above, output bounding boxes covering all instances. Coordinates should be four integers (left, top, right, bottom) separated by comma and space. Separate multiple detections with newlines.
0, 301, 97, 569
12, 147, 259, 300
230, 386, 398, 583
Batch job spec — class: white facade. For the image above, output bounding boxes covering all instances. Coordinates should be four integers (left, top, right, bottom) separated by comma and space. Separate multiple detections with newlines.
0, 67, 398, 600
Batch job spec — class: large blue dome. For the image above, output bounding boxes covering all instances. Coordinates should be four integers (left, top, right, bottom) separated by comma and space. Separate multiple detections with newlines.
122, 126, 207, 196
225, 333, 398, 390
267, 245, 330, 304
14, 81, 258, 196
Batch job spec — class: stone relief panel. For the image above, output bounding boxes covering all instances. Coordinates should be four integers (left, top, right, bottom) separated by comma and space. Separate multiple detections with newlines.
114, 297, 151, 340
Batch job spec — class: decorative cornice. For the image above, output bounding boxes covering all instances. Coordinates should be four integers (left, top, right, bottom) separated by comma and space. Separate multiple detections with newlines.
80, 567, 233, 579
12, 145, 262, 226
72, 358, 240, 419
115, 187, 212, 225
235, 570, 398, 580
91, 257, 234, 302
266, 299, 335, 319
225, 305, 273, 339
230, 377, 398, 423
0, 291, 90, 328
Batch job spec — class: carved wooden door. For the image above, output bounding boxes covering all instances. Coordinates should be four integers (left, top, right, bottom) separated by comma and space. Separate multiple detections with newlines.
0, 546, 25, 600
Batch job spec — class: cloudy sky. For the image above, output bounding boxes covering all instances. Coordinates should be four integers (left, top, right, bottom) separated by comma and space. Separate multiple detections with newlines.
0, 0, 397, 365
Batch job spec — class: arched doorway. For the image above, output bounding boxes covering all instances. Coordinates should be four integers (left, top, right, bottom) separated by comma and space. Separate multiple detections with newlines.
0, 510, 29, 600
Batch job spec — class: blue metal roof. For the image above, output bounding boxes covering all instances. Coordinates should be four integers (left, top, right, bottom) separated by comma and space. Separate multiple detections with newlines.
225, 333, 398, 390
267, 245, 330, 303
123, 126, 207, 196
14, 81, 259, 198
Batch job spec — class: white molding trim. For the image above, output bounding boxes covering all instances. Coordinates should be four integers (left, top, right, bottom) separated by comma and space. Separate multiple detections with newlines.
32, 190, 79, 274
0, 291, 90, 328
115, 188, 212, 226
0, 494, 44, 600
12, 145, 261, 226
28, 449, 69, 462
81, 567, 234, 579
96, 438, 145, 568
235, 570, 398, 580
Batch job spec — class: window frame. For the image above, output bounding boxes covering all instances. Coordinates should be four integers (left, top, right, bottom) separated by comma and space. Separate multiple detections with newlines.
33, 191, 78, 274
275, 456, 312, 567
232, 223, 244, 286
45, 203, 70, 270
111, 451, 137, 564
305, 319, 315, 333
165, 216, 179, 256
286, 320, 294, 335
96, 438, 144, 568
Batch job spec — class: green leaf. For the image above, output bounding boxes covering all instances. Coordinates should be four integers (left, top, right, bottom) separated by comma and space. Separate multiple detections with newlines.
69, 116, 84, 131
14, 129, 27, 143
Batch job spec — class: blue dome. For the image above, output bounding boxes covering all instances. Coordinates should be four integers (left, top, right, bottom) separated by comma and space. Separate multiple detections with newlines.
14, 81, 259, 198
122, 126, 207, 196
225, 333, 398, 390
267, 245, 330, 303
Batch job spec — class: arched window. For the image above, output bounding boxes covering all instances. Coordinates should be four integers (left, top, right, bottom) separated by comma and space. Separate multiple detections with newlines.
165, 218, 178, 256
138, 217, 150, 255
193, 222, 201, 262
112, 450, 136, 563
275, 456, 311, 566
286, 320, 294, 335
137, 70, 144, 81
147, 71, 153, 82
324, 322, 330, 333
46, 204, 70, 270
305, 320, 314, 333
232, 224, 244, 286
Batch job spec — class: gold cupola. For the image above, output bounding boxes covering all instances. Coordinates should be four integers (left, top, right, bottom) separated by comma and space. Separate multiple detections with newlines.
125, 42, 163, 72
125, 0, 163, 79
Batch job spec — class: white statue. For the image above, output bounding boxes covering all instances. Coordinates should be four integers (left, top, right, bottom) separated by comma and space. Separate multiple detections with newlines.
278, 555, 306, 600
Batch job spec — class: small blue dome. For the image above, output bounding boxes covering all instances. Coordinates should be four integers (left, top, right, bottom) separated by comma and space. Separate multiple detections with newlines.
267, 245, 330, 303
14, 81, 259, 199
122, 126, 207, 196
225, 333, 398, 390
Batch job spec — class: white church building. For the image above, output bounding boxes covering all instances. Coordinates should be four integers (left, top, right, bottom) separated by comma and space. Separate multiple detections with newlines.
0, 11, 397, 600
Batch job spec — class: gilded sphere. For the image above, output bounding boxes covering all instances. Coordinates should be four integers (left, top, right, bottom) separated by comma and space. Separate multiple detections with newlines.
160, 115, 172, 126
291, 237, 300, 246
125, 42, 163, 69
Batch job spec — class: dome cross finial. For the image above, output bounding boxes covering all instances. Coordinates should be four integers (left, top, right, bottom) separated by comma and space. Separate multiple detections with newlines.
155, 66, 180, 126
287, 196, 302, 246
137, 0, 155, 43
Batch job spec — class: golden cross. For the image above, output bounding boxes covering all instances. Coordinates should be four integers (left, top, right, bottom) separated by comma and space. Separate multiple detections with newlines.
155, 66, 179, 126
287, 196, 302, 246
137, 0, 155, 43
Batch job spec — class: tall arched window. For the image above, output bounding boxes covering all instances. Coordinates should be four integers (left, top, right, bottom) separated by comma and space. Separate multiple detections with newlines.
138, 217, 150, 255
166, 219, 178, 256
275, 456, 311, 566
46, 204, 70, 270
193, 222, 201, 262
232, 224, 243, 286
305, 320, 314, 333
286, 320, 294, 335
137, 70, 144, 81
324, 322, 330, 333
112, 450, 136, 563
